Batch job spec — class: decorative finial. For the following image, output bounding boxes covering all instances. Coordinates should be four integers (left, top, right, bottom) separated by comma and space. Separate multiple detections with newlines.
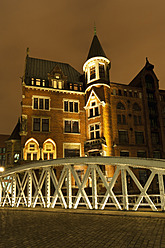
146, 57, 149, 63
94, 22, 96, 35
26, 47, 29, 56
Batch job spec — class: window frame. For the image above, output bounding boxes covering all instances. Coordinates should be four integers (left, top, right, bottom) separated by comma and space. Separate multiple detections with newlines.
32, 96, 50, 111
64, 119, 80, 134
32, 117, 50, 132
89, 123, 101, 140
63, 99, 79, 113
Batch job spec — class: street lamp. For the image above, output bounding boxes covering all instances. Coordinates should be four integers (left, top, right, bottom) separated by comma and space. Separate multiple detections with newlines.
0, 167, 5, 172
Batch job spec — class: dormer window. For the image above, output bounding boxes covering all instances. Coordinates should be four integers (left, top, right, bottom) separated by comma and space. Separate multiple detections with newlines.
99, 64, 105, 78
36, 79, 40, 86
90, 66, 96, 80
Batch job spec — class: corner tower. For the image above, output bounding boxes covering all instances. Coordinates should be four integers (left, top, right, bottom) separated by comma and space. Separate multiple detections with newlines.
83, 34, 111, 90
84, 33, 114, 178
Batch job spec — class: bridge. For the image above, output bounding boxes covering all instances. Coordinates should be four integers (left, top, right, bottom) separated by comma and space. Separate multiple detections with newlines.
0, 156, 165, 211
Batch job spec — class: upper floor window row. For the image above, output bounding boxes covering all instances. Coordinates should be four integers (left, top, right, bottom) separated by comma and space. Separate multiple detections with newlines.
31, 78, 47, 87
33, 97, 50, 110
64, 100, 79, 113
116, 102, 141, 111
112, 89, 142, 98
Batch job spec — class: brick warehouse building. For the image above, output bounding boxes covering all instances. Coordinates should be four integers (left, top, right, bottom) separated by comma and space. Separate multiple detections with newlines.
5, 32, 165, 186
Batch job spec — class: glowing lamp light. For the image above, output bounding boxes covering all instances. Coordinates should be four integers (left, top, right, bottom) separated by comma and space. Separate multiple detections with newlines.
0, 167, 4, 172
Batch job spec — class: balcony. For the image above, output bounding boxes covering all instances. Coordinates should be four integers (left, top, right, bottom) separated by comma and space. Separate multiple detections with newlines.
84, 137, 106, 153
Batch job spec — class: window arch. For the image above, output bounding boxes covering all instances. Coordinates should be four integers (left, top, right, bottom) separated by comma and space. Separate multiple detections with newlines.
24, 138, 40, 161
117, 102, 125, 110
42, 138, 56, 160
133, 103, 141, 111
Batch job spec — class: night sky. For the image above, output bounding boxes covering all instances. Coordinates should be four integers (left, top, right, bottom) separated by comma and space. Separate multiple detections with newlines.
1, 0, 165, 134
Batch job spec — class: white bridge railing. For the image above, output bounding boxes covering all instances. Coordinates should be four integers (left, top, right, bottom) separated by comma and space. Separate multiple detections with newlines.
1, 157, 165, 211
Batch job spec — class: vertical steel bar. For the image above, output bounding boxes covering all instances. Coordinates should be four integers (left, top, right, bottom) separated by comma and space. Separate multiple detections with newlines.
66, 166, 72, 209
92, 166, 98, 209
158, 174, 165, 211
121, 168, 129, 210
45, 169, 50, 208
12, 174, 16, 207
27, 171, 32, 207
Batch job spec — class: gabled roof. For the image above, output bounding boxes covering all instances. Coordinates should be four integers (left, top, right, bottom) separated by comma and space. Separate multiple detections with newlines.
87, 35, 107, 60
85, 86, 106, 108
25, 56, 82, 84
129, 58, 158, 87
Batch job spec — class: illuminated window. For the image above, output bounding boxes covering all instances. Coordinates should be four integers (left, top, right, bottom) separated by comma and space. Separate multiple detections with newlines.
64, 100, 79, 113
64, 120, 79, 133
90, 66, 96, 80
89, 123, 100, 139
74, 84, 78, 90
36, 79, 41, 86
64, 143, 80, 158
24, 138, 40, 161
58, 81, 62, 89
33, 97, 50, 110
42, 139, 56, 160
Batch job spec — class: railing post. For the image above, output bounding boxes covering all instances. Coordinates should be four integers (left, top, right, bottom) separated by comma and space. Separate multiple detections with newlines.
121, 168, 129, 210
45, 169, 50, 208
92, 166, 98, 209
158, 174, 165, 211
12, 174, 16, 207
66, 166, 72, 209
27, 171, 32, 207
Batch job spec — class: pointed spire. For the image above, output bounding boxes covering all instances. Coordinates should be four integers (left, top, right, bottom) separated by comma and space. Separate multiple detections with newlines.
87, 34, 107, 60
94, 22, 96, 35
26, 47, 29, 57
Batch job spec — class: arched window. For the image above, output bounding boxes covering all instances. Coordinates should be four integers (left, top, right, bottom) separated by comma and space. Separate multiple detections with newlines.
133, 103, 141, 111
117, 102, 125, 110
24, 138, 40, 161
42, 139, 56, 160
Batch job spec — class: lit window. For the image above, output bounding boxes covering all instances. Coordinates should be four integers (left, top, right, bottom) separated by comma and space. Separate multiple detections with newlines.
64, 143, 80, 158
31, 78, 34, 85
89, 123, 100, 139
36, 79, 40, 86
64, 120, 79, 133
42, 140, 56, 160
24, 139, 40, 161
74, 84, 78, 90
58, 81, 62, 89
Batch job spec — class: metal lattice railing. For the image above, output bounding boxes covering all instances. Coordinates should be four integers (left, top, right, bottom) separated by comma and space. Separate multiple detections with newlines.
0, 156, 165, 211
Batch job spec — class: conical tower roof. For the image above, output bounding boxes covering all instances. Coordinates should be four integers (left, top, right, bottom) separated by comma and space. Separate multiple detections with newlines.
87, 34, 107, 60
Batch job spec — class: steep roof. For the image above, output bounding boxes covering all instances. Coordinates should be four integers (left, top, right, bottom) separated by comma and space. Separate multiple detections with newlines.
8, 121, 21, 141
87, 35, 107, 60
25, 56, 82, 84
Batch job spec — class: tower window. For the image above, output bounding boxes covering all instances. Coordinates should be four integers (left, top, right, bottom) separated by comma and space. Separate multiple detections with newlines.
88, 101, 99, 118
90, 66, 96, 80
89, 123, 100, 139
99, 64, 105, 78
